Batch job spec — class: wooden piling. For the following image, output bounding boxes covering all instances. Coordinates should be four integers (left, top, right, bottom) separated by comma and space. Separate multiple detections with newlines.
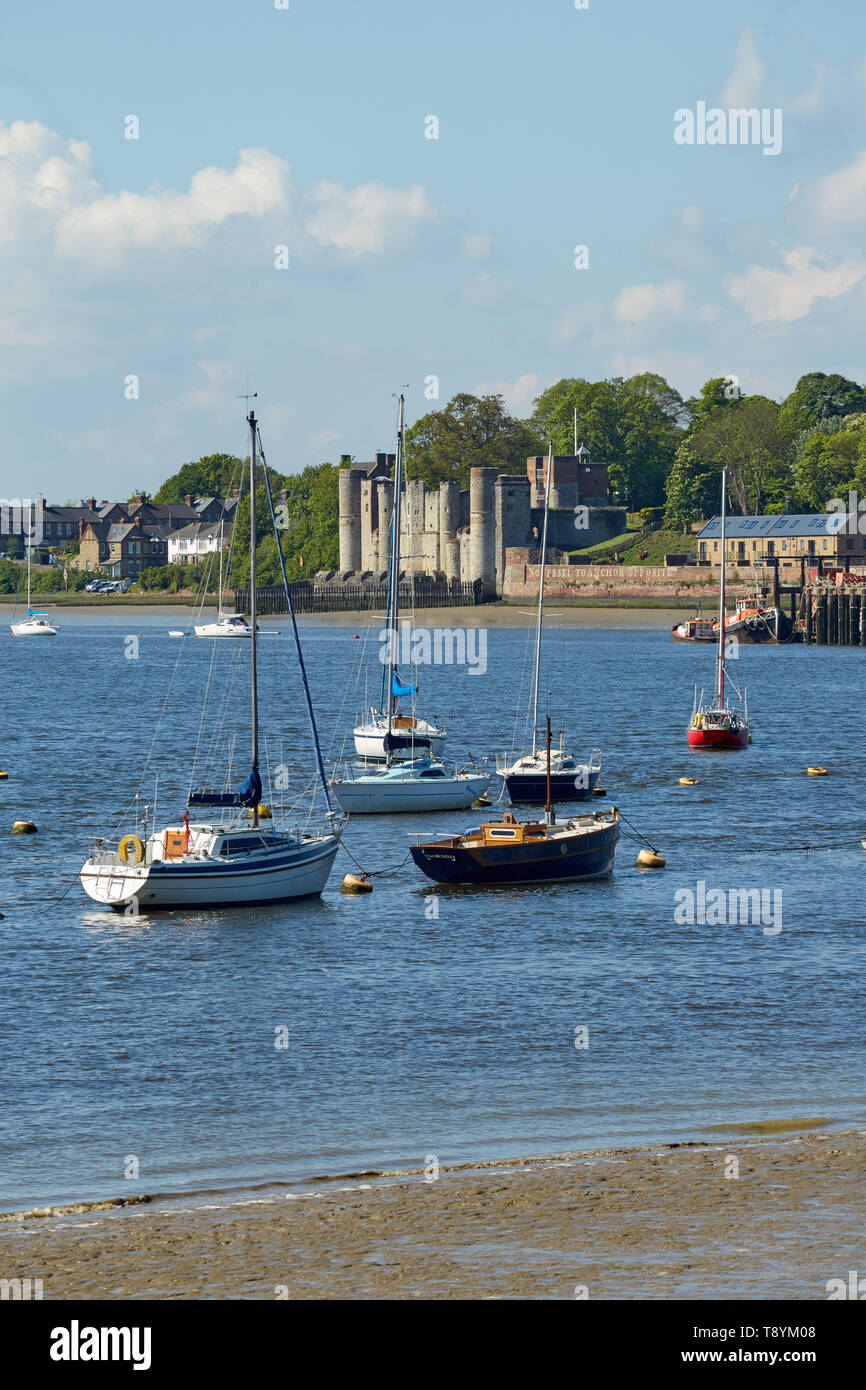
815, 591, 827, 644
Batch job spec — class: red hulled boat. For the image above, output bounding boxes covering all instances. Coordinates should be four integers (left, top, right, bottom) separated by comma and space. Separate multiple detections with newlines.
687, 468, 750, 751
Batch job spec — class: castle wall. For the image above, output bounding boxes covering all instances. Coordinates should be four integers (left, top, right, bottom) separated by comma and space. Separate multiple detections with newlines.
494, 475, 531, 598
360, 478, 377, 573
469, 467, 496, 597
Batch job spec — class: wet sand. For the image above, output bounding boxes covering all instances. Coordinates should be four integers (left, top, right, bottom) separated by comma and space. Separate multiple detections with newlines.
2, 1128, 861, 1299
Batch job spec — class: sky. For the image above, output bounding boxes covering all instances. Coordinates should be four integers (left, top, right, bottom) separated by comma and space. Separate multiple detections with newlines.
2, 0, 866, 500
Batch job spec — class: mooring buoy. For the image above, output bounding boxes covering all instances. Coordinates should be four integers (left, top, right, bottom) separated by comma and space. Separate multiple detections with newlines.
341, 872, 372, 893
806, 767, 828, 776
679, 777, 699, 786
636, 848, 665, 869
11, 820, 37, 835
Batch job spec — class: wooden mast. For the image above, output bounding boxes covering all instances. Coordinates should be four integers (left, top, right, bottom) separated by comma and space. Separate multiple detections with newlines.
386, 393, 405, 743
545, 714, 554, 825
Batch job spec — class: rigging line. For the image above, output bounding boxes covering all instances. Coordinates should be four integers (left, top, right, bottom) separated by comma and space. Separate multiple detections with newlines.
257, 428, 334, 815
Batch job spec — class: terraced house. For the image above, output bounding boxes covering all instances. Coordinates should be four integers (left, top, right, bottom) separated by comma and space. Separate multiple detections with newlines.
697, 513, 866, 572
74, 520, 167, 579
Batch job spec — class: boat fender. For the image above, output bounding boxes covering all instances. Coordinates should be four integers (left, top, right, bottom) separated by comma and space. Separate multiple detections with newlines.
11, 820, 37, 834
694, 713, 702, 730
118, 834, 145, 864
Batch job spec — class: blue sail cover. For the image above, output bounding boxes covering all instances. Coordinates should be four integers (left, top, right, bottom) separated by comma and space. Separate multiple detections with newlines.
392, 672, 417, 697
188, 766, 262, 809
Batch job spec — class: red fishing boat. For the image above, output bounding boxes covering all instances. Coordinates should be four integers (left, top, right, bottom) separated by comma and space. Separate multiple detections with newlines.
687, 469, 750, 751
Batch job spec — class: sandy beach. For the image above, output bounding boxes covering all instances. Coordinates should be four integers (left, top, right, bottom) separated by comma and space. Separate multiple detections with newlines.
2, 1126, 861, 1300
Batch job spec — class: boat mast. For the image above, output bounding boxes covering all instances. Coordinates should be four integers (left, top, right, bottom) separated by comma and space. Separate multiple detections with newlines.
716, 467, 727, 706
248, 410, 259, 827
531, 441, 554, 757
386, 393, 405, 737
545, 714, 554, 825
217, 518, 223, 618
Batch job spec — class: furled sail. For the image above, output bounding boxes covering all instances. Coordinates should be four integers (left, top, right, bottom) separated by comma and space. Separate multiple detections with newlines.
188, 767, 262, 808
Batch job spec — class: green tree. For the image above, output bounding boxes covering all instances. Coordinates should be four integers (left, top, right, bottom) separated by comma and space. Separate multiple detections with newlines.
155, 454, 249, 504
778, 372, 866, 442
663, 443, 718, 531
792, 415, 866, 510
404, 394, 542, 489
689, 396, 786, 515
531, 374, 685, 508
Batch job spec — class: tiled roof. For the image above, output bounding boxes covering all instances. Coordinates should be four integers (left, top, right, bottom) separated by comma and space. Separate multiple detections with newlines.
698, 513, 855, 539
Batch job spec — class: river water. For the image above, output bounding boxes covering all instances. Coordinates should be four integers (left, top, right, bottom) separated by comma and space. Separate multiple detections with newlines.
1, 610, 863, 1213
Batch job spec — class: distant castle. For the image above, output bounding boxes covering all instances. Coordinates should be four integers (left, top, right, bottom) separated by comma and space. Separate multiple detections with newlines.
336, 448, 627, 597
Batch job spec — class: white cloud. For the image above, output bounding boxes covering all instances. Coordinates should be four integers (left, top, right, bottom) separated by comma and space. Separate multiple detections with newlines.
726, 247, 866, 323
303, 179, 436, 259
551, 301, 606, 345
472, 372, 545, 414
805, 149, 866, 231
613, 279, 687, 324
0, 119, 437, 268
718, 29, 766, 108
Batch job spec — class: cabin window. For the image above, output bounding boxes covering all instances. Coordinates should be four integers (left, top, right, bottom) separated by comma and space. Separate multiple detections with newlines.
488, 829, 517, 839
220, 835, 266, 856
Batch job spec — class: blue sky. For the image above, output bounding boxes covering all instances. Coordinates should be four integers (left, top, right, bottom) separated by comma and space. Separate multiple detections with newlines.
2, 0, 865, 499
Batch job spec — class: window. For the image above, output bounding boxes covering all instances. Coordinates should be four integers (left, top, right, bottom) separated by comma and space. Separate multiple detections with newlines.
846, 538, 855, 550
767, 541, 775, 557
699, 542, 706, 560
808, 540, 815, 554
713, 541, 718, 552
220, 835, 266, 856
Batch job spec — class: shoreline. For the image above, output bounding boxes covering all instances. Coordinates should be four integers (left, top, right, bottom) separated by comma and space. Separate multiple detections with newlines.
2, 1123, 860, 1299
0, 602, 696, 629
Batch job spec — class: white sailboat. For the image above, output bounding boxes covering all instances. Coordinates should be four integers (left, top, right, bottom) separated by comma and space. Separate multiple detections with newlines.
193, 520, 276, 638
81, 408, 342, 910
352, 394, 446, 761
331, 755, 489, 814
497, 441, 601, 803
10, 544, 58, 636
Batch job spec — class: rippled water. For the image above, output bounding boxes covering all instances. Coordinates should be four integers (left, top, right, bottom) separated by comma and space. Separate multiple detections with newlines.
1, 610, 864, 1213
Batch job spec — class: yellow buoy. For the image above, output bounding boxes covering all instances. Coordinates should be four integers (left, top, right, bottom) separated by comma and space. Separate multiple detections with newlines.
11, 820, 37, 834
679, 777, 699, 786
636, 848, 665, 869
592, 786, 606, 796
341, 872, 373, 893
472, 795, 491, 808
806, 767, 828, 776
0, 770, 8, 779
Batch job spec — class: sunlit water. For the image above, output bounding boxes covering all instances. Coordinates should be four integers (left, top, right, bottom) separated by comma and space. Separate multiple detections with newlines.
1, 610, 864, 1213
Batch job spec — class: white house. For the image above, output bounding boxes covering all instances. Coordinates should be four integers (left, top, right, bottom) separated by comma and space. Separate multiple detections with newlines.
167, 521, 229, 566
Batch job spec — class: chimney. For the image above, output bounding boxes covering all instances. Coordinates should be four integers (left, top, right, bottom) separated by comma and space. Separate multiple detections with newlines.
184, 494, 193, 507
134, 493, 146, 505
375, 452, 387, 469
340, 454, 352, 466
86, 497, 96, 511
231, 487, 240, 500
280, 489, 288, 502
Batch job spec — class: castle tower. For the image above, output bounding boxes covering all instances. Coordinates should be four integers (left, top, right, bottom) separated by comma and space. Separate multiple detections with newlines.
376, 479, 393, 573
494, 475, 531, 598
424, 490, 440, 573
469, 467, 496, 595
338, 468, 361, 572
360, 478, 378, 572
439, 481, 461, 584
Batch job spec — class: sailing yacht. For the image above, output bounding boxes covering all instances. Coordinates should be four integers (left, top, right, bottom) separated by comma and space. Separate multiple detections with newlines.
334, 395, 480, 812
498, 442, 601, 803
352, 396, 446, 761
411, 718, 619, 886
687, 468, 750, 750
10, 544, 58, 636
193, 520, 274, 638
80, 408, 342, 910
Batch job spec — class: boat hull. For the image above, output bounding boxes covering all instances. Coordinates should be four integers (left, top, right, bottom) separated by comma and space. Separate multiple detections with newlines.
687, 727, 748, 749
80, 836, 340, 910
11, 623, 57, 636
353, 727, 446, 762
410, 819, 618, 886
504, 768, 600, 804
332, 774, 489, 814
